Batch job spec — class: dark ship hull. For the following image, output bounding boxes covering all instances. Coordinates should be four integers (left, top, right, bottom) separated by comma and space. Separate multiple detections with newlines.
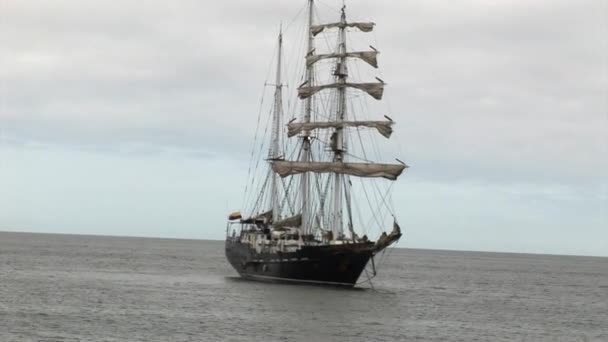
225, 238, 375, 287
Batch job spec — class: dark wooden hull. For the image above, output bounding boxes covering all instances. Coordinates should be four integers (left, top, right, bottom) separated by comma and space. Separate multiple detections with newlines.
225, 239, 375, 287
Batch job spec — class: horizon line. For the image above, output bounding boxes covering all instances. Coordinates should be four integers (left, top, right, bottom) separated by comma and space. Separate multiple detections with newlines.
1, 229, 606, 259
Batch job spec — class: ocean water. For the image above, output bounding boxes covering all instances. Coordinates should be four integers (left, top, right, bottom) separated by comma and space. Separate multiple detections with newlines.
0, 232, 606, 342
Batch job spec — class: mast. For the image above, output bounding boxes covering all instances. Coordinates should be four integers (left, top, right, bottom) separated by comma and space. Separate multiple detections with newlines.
269, 28, 284, 222
331, 6, 348, 239
300, 0, 314, 235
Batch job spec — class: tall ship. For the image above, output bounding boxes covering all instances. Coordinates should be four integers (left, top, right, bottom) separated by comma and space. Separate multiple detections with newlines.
225, 0, 407, 287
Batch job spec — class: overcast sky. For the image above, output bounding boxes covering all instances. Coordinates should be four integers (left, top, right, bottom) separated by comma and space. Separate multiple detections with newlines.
1, 0, 606, 256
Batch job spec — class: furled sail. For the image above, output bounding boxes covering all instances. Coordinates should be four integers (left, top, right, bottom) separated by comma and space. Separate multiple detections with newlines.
255, 210, 273, 221
271, 161, 406, 180
311, 22, 375, 36
373, 221, 402, 253
306, 51, 378, 68
239, 209, 273, 224
298, 82, 384, 100
273, 214, 302, 228
287, 121, 394, 138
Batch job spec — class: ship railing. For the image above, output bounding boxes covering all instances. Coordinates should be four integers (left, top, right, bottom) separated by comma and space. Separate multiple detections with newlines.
226, 221, 245, 240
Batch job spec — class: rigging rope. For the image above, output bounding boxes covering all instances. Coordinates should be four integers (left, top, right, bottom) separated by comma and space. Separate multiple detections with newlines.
242, 87, 268, 212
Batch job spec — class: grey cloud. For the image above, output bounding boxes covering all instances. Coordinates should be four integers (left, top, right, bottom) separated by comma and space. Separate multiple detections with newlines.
1, 0, 606, 186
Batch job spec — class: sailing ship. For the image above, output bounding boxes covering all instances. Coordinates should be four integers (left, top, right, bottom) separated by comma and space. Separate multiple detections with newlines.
225, 0, 407, 287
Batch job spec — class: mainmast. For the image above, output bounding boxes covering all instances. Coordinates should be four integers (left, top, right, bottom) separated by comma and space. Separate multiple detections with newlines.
331, 6, 348, 239
269, 29, 284, 222
300, 0, 315, 235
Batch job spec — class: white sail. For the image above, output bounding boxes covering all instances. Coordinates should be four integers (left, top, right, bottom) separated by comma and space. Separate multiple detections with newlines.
271, 161, 407, 180
306, 51, 378, 68
287, 120, 394, 138
311, 22, 375, 36
298, 82, 384, 100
